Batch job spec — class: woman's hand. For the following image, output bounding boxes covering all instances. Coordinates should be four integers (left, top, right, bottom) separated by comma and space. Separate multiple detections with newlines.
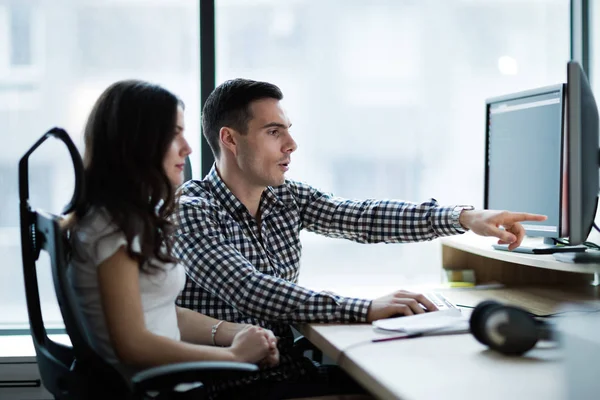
229, 326, 278, 365
258, 329, 279, 368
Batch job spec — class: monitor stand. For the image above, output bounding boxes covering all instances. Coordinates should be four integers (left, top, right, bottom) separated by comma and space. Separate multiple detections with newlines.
492, 237, 587, 254
553, 251, 600, 265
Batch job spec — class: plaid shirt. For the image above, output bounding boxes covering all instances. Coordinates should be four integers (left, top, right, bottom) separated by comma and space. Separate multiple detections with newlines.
174, 165, 466, 395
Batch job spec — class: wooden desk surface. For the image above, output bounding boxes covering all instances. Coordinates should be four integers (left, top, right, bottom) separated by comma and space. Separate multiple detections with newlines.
441, 233, 600, 274
297, 287, 600, 400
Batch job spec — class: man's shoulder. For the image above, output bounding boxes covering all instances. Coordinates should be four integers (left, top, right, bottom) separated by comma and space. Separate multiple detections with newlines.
177, 179, 215, 210
275, 178, 317, 198
273, 179, 325, 204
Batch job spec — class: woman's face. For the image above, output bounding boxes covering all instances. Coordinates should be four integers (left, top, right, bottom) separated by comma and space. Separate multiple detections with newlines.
163, 106, 192, 188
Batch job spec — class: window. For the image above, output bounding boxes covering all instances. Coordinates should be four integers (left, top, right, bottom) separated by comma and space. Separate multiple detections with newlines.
216, 0, 570, 294
0, 0, 200, 331
9, 2, 33, 66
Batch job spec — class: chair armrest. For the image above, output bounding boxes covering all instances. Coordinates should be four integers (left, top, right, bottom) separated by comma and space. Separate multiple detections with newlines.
293, 336, 323, 363
293, 336, 313, 351
130, 361, 258, 394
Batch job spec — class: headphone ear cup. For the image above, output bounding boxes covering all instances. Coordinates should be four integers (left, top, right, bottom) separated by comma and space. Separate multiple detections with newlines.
479, 306, 539, 356
470, 300, 502, 346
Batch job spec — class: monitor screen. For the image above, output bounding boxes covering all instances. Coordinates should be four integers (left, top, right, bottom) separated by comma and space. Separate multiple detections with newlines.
485, 85, 566, 239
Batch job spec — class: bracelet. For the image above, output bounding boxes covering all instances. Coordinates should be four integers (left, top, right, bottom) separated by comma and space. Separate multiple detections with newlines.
211, 320, 224, 346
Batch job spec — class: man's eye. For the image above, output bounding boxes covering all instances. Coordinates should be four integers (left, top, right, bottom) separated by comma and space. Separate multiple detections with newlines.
269, 130, 279, 136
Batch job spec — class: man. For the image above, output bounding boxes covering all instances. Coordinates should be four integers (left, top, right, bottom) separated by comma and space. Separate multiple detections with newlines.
174, 78, 546, 398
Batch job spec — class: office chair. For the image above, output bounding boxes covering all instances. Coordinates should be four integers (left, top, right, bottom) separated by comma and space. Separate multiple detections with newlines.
183, 156, 193, 183
19, 128, 258, 400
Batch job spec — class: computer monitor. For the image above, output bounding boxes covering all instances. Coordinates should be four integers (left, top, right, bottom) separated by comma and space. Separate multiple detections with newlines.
485, 84, 575, 253
485, 61, 599, 254
567, 60, 599, 246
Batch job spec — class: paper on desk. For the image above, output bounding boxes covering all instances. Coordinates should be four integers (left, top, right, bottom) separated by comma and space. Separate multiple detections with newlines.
372, 310, 469, 336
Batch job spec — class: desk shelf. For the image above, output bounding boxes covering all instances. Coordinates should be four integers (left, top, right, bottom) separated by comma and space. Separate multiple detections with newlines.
441, 232, 600, 285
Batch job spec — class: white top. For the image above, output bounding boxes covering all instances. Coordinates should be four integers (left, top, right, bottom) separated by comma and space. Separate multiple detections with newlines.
69, 208, 186, 368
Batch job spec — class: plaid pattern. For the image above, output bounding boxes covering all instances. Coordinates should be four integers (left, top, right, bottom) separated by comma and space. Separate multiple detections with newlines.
174, 165, 467, 396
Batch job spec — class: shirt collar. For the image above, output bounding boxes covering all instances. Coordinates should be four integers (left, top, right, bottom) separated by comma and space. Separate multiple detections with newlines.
261, 186, 287, 219
205, 164, 247, 214
205, 164, 287, 217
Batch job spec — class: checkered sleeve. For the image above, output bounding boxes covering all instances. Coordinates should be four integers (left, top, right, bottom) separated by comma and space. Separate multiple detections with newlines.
174, 196, 371, 323
288, 181, 466, 242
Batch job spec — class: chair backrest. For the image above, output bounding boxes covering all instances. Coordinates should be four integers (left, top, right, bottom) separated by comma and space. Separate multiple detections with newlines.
19, 128, 129, 399
184, 155, 192, 183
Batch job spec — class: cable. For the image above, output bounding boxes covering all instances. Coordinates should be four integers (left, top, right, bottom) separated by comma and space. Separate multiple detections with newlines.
336, 338, 381, 365
336, 325, 464, 365
552, 238, 570, 246
594, 222, 600, 234
457, 303, 600, 318
531, 308, 600, 318
584, 241, 600, 250
551, 237, 600, 250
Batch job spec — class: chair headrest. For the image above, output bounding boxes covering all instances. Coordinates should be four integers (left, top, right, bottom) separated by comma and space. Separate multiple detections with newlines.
19, 127, 84, 215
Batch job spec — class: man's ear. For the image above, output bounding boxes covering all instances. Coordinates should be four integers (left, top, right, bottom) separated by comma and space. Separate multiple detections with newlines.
219, 127, 238, 157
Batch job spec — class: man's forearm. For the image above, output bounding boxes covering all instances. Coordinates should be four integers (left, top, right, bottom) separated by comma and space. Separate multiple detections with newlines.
273, 293, 371, 324
303, 195, 462, 243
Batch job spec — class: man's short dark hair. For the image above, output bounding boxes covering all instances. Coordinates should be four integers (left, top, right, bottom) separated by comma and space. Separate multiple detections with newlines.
202, 78, 283, 159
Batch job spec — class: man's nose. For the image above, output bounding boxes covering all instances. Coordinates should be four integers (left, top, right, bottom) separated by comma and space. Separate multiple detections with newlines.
285, 134, 297, 153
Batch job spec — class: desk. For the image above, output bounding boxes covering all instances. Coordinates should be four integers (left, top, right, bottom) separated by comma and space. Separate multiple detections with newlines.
298, 287, 600, 400
441, 232, 600, 284
298, 235, 600, 400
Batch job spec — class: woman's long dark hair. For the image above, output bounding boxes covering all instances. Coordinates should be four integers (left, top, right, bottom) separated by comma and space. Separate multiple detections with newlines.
76, 80, 182, 272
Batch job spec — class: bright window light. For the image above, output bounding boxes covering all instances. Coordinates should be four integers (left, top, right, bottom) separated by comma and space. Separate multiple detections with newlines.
498, 56, 519, 75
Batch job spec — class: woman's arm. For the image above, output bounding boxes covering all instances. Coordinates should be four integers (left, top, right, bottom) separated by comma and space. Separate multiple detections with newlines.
97, 247, 270, 368
176, 306, 249, 346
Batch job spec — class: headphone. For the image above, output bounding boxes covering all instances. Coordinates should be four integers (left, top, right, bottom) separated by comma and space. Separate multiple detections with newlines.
469, 300, 554, 355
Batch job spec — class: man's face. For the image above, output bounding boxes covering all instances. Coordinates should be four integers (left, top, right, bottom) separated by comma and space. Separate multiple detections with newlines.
235, 98, 297, 187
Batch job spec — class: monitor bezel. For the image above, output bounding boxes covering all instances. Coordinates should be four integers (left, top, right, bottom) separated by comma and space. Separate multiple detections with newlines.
567, 61, 600, 245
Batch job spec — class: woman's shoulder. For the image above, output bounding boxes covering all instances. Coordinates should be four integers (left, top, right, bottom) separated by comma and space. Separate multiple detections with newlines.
73, 207, 119, 239
71, 208, 128, 265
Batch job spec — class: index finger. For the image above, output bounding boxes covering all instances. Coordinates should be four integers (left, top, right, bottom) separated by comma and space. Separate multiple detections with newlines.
413, 294, 438, 312
504, 212, 547, 223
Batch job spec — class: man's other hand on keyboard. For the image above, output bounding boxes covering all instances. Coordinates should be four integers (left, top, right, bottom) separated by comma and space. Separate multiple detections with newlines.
366, 290, 439, 322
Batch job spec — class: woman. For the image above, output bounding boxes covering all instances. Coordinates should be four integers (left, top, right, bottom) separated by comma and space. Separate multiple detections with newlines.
68, 80, 278, 395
